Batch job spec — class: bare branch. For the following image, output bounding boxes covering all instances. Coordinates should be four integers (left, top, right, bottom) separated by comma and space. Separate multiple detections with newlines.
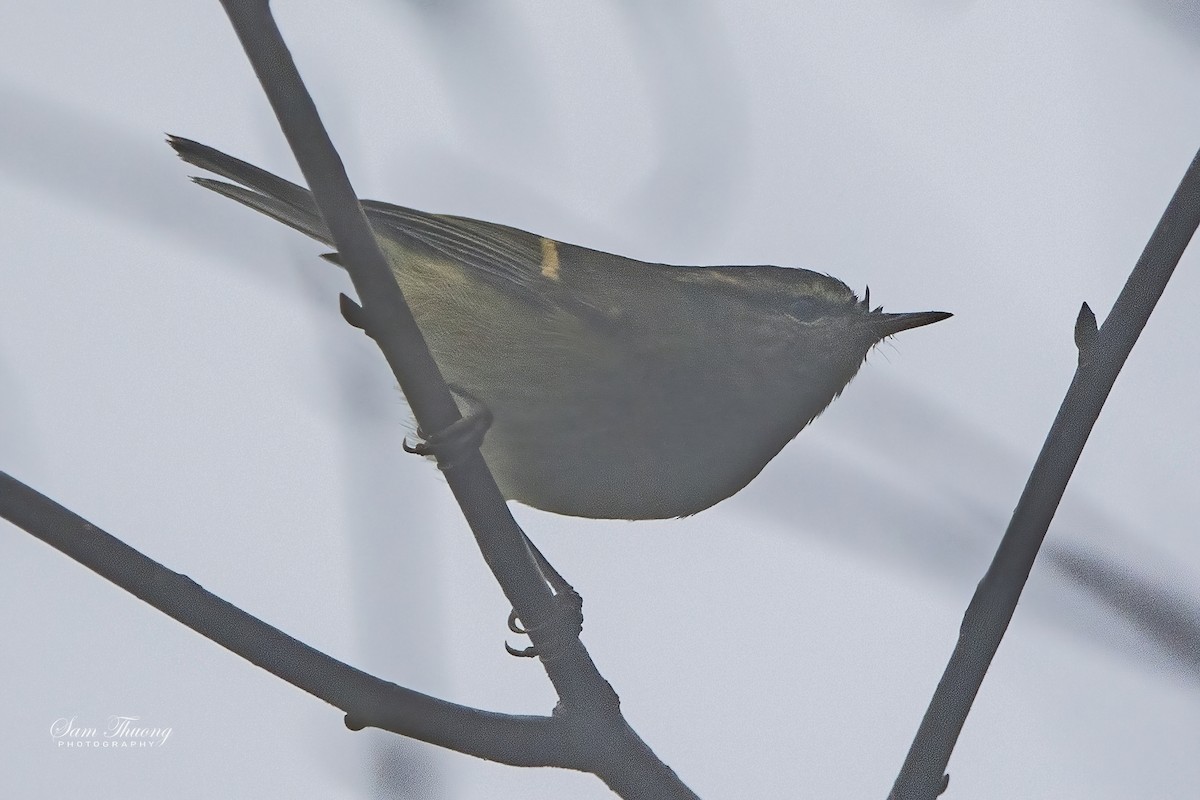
0, 471, 560, 766
890, 146, 1200, 799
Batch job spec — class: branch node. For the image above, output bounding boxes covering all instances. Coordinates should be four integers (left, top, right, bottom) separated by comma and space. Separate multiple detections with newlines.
1074, 301, 1098, 365
338, 293, 369, 333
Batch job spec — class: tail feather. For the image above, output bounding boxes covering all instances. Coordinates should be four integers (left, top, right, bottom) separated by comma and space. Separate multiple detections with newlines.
167, 135, 332, 245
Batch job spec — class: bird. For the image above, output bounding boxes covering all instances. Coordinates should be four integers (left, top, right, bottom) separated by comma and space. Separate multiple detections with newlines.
169, 135, 950, 521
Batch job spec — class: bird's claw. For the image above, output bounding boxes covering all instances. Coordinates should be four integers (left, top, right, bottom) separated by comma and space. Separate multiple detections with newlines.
505, 590, 584, 660
403, 385, 493, 471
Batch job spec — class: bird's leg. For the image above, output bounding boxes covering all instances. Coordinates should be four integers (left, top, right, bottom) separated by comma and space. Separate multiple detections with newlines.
340, 294, 492, 469
395, 381, 582, 658
383, 369, 580, 656
506, 533, 584, 660
402, 384, 494, 471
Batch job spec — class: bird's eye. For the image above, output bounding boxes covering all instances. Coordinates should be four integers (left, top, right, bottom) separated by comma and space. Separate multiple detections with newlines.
787, 295, 825, 321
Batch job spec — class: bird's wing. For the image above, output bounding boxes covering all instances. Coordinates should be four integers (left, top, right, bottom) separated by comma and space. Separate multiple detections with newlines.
362, 200, 610, 320
169, 135, 616, 325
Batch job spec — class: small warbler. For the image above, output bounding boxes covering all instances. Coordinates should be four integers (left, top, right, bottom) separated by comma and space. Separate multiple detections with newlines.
170, 136, 949, 520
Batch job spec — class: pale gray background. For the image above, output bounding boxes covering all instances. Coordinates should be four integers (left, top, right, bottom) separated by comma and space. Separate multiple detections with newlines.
2, 1, 1199, 798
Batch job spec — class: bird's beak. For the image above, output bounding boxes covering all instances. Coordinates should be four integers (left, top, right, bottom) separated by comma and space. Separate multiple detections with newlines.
871, 310, 953, 338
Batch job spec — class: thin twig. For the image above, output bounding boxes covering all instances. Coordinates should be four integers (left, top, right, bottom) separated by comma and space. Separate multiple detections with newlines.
890, 145, 1200, 799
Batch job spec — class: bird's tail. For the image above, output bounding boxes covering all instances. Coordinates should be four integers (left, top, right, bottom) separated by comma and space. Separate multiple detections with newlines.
167, 135, 333, 246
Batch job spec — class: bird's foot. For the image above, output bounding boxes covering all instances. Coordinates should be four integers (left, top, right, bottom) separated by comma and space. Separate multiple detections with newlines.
403, 384, 494, 471
506, 588, 584, 660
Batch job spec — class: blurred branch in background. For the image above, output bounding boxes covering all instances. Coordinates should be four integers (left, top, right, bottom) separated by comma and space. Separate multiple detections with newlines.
395, 0, 746, 247
1135, 0, 1200, 40
608, 0, 747, 243
393, 0, 552, 159
754, 373, 1200, 686
0, 82, 279, 269
1047, 543, 1200, 676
